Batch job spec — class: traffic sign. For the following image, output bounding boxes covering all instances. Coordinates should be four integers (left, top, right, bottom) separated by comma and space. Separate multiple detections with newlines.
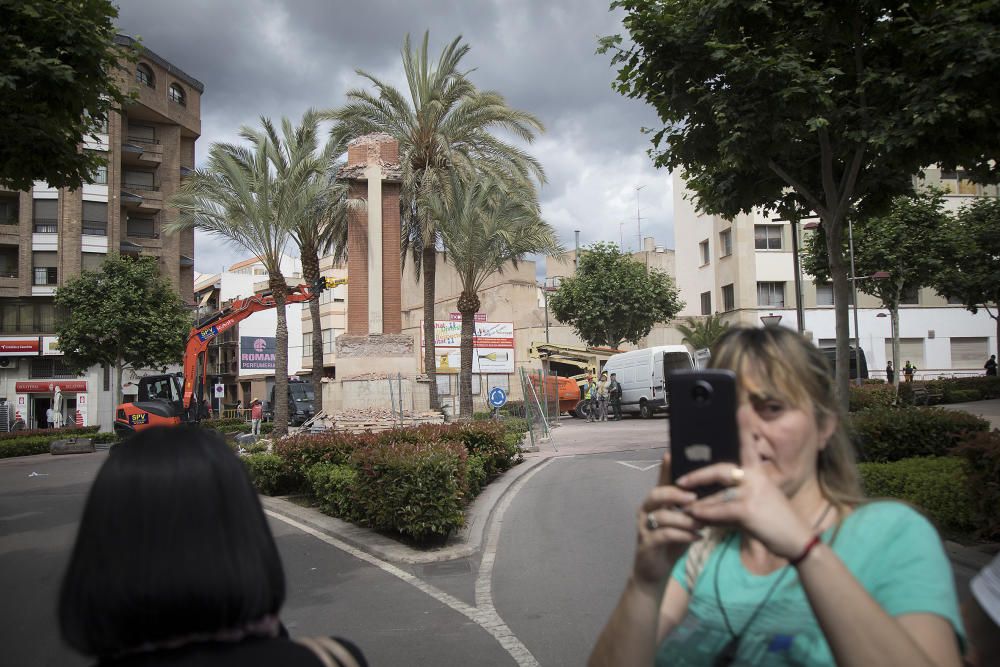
488, 387, 508, 408
213, 384, 225, 398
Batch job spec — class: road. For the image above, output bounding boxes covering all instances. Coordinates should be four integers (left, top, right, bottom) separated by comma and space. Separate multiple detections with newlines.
0, 413, 988, 665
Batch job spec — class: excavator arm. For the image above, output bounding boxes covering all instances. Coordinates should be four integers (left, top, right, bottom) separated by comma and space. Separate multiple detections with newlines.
181, 278, 347, 420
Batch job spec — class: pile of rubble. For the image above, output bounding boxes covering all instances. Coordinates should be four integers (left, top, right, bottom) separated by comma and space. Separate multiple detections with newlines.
305, 407, 445, 433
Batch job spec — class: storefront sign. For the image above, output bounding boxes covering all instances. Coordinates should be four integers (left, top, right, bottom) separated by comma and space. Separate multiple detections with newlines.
15, 380, 88, 393
240, 336, 276, 370
76, 393, 88, 427
41, 336, 63, 355
0, 338, 40, 357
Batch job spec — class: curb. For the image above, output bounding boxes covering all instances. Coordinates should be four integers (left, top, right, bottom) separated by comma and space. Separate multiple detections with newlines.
262, 454, 553, 565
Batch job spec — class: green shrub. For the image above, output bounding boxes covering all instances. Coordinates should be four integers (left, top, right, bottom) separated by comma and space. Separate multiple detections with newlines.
898, 377, 1000, 405
952, 430, 1000, 540
500, 400, 526, 418
0, 437, 51, 458
850, 407, 989, 462
848, 383, 897, 412
92, 432, 119, 444
242, 453, 298, 496
859, 457, 973, 532
502, 417, 532, 434
943, 388, 982, 403
466, 455, 487, 497
472, 411, 493, 421
307, 463, 363, 522
351, 438, 467, 542
0, 425, 99, 443
452, 421, 517, 477
274, 431, 363, 476
241, 440, 269, 454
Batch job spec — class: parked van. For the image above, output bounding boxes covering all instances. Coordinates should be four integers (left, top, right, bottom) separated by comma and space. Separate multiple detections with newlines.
819, 346, 869, 380
264, 379, 315, 426
603, 345, 695, 418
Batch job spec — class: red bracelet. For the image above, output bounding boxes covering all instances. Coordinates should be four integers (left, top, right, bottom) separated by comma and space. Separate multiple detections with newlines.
789, 535, 822, 567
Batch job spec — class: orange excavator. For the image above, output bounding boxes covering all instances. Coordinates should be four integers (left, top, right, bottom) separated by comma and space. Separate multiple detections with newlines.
113, 278, 346, 438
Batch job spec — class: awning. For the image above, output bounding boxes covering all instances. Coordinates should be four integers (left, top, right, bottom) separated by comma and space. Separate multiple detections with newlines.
120, 191, 143, 204
122, 143, 144, 154
180, 254, 195, 267
120, 240, 142, 253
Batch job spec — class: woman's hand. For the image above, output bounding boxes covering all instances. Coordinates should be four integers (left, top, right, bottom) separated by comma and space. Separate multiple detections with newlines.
675, 463, 813, 560
633, 453, 701, 586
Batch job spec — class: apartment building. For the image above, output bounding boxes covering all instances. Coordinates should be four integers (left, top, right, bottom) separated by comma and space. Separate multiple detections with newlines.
672, 169, 998, 380
0, 35, 202, 430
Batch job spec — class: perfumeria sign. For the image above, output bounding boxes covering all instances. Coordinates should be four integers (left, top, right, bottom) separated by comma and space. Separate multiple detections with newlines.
240, 336, 276, 370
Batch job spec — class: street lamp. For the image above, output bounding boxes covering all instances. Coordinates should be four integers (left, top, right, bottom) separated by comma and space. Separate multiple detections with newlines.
760, 313, 783, 327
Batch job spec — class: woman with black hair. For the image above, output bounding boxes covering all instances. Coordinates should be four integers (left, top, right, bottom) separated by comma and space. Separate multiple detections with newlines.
59, 426, 365, 666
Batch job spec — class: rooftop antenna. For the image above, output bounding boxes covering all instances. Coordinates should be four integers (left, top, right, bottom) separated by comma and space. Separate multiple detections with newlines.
635, 185, 647, 252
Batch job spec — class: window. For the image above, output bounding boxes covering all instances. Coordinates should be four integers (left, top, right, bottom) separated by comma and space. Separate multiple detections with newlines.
719, 229, 733, 257
699, 240, 710, 265
126, 214, 156, 239
168, 83, 186, 106
884, 338, 925, 370
0, 301, 56, 333
815, 282, 834, 306
900, 286, 919, 305
84, 110, 109, 134
0, 246, 17, 278
82, 253, 105, 272
33, 199, 58, 233
950, 337, 988, 368
302, 332, 313, 359
29, 357, 76, 379
0, 197, 16, 225
754, 224, 783, 250
89, 164, 108, 185
757, 281, 785, 307
136, 63, 155, 88
127, 124, 157, 144
940, 169, 979, 195
722, 284, 735, 312
700, 291, 712, 315
123, 170, 156, 191
322, 328, 342, 355
82, 202, 107, 236
34, 267, 57, 285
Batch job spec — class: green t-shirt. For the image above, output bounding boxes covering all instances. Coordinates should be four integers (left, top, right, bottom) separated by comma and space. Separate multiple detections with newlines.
657, 501, 964, 666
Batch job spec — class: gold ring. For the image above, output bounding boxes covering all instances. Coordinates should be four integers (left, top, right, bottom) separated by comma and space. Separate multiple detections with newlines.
730, 467, 745, 485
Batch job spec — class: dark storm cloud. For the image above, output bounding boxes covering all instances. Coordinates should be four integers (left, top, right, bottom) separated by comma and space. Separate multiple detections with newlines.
114, 0, 674, 274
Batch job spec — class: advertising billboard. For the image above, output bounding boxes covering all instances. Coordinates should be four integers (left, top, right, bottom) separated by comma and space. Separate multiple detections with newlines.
422, 320, 514, 373
240, 336, 276, 370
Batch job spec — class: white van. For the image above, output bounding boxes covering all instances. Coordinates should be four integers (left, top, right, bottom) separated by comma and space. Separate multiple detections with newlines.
603, 345, 695, 418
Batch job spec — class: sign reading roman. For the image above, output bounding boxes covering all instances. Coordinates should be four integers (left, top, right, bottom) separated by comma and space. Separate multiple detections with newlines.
240, 336, 276, 370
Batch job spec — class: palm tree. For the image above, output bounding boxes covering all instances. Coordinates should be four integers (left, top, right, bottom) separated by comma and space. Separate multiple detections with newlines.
327, 32, 545, 411
428, 172, 560, 418
675, 314, 731, 352
167, 117, 310, 437
273, 112, 359, 416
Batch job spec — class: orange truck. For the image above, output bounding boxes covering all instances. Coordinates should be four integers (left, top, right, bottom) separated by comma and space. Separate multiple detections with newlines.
528, 342, 623, 417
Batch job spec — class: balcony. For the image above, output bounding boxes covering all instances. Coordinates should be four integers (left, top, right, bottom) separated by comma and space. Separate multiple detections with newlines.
120, 185, 163, 211
121, 137, 163, 166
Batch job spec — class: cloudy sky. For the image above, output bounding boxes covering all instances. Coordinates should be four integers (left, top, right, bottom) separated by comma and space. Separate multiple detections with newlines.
114, 0, 675, 276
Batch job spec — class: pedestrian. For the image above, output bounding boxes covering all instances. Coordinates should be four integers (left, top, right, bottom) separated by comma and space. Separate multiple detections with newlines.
583, 375, 596, 423
985, 354, 997, 377
59, 426, 366, 666
45, 407, 54, 429
609, 372, 623, 421
962, 553, 1000, 666
903, 360, 916, 383
596, 372, 610, 422
236, 399, 245, 420
885, 360, 894, 385
591, 326, 963, 666
250, 398, 263, 435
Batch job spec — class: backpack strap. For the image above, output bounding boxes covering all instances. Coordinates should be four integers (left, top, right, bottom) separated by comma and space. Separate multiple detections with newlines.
295, 637, 361, 667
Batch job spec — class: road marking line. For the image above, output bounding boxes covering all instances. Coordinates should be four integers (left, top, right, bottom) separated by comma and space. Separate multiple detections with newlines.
616, 460, 662, 471
264, 470, 548, 667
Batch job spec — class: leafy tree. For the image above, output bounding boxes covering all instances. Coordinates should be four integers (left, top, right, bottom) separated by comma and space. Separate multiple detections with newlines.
428, 172, 559, 418
932, 197, 1000, 358
54, 255, 190, 424
169, 118, 311, 438
328, 32, 545, 411
549, 242, 683, 349
601, 0, 1000, 409
803, 189, 950, 386
0, 0, 134, 190
675, 314, 731, 352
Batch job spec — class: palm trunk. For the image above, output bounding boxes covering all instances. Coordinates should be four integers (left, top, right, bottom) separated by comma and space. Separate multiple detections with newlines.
458, 290, 480, 419
423, 245, 440, 411
302, 252, 324, 414
272, 276, 289, 437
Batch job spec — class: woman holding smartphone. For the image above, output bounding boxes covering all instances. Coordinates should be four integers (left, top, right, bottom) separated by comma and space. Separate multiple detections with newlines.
590, 326, 964, 666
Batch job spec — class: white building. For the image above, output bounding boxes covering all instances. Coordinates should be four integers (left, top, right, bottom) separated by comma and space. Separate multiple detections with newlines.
671, 168, 997, 380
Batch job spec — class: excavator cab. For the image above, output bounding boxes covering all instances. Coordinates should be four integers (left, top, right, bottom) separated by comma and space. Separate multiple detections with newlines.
113, 374, 185, 438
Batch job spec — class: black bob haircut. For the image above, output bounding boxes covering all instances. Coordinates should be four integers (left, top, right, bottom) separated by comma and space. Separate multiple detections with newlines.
59, 426, 286, 658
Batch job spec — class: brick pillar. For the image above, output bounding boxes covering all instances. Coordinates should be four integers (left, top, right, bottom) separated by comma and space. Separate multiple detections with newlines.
342, 134, 402, 335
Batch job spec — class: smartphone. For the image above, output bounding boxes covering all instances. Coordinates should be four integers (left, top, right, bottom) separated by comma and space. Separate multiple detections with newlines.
668, 370, 740, 497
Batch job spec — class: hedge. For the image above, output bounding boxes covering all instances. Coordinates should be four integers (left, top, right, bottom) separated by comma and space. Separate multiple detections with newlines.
242, 453, 299, 496
0, 438, 52, 458
848, 383, 897, 412
898, 376, 1000, 405
307, 463, 363, 522
0, 425, 99, 443
0, 426, 103, 459
859, 457, 974, 532
850, 407, 989, 462
952, 430, 1000, 540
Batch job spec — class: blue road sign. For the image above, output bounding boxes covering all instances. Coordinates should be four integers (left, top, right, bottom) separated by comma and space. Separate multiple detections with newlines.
488, 387, 508, 408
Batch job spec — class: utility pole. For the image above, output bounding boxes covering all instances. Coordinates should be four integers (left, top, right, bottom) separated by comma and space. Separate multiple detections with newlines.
619, 221, 625, 252
635, 185, 646, 251
574, 230, 580, 272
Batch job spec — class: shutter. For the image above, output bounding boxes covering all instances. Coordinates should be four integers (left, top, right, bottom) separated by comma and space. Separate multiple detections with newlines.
82, 202, 107, 222
33, 199, 57, 220
32, 251, 58, 268
950, 337, 988, 369
885, 338, 925, 368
